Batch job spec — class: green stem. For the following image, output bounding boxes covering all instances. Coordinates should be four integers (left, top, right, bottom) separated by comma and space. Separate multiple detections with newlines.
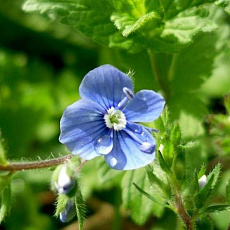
174, 192, 193, 230
0, 154, 73, 171
168, 53, 178, 82
148, 50, 167, 94
169, 173, 194, 229
148, 49, 170, 100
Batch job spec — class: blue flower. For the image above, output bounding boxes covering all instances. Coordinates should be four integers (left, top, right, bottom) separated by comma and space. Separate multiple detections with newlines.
59, 65, 165, 170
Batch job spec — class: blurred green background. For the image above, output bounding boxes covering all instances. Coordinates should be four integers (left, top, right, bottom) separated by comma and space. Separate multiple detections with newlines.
1, 1, 230, 230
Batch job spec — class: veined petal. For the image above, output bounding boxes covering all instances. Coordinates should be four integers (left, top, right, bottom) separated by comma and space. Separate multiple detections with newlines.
104, 131, 127, 170
124, 90, 165, 122
105, 123, 156, 170
79, 65, 133, 109
59, 99, 107, 159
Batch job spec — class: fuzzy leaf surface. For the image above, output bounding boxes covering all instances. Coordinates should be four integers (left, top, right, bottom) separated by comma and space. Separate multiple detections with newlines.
122, 168, 154, 224
23, 0, 219, 53
75, 187, 86, 230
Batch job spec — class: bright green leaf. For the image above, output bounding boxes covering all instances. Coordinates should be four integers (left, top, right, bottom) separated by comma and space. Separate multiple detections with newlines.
198, 164, 207, 179
97, 157, 124, 185
23, 0, 220, 53
216, 0, 230, 14
183, 171, 199, 210
23, 0, 116, 45
205, 204, 230, 213
170, 122, 181, 147
167, 29, 221, 136
54, 194, 69, 217
210, 210, 230, 229
160, 8, 217, 46
157, 151, 172, 175
75, 187, 86, 230
146, 165, 166, 190
195, 164, 221, 209
160, 0, 216, 20
133, 183, 168, 207
122, 168, 155, 224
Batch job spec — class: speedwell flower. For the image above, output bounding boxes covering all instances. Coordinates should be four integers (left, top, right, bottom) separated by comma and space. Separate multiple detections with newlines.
59, 65, 165, 170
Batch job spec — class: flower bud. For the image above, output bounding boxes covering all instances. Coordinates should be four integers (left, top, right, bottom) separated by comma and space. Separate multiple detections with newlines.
60, 199, 76, 223
158, 144, 164, 153
198, 175, 207, 188
55, 164, 77, 196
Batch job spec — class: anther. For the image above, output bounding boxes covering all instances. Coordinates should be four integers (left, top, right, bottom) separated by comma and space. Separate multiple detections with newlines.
118, 87, 134, 110
123, 87, 134, 100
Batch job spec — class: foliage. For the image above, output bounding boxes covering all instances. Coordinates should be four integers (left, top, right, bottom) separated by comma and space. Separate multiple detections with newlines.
23, 0, 222, 53
0, 0, 229, 229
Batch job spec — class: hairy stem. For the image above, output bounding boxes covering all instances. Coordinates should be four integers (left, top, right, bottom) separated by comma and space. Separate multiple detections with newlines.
175, 192, 193, 230
0, 154, 73, 171
168, 171, 193, 229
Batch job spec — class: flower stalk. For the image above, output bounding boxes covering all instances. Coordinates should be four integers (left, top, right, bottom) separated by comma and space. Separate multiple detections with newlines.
165, 164, 194, 229
0, 154, 73, 172
175, 192, 193, 230
148, 50, 171, 100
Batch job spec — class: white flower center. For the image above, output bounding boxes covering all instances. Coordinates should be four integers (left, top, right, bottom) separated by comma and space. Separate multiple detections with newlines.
104, 107, 127, 131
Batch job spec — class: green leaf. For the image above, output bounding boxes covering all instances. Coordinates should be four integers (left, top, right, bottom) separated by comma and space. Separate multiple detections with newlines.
0, 185, 11, 223
158, 7, 217, 48
183, 171, 199, 210
210, 210, 230, 230
97, 157, 124, 185
54, 194, 69, 217
122, 168, 156, 224
216, 0, 230, 14
170, 122, 181, 147
146, 165, 166, 191
169, 32, 218, 95
196, 215, 214, 230
23, 0, 116, 45
23, 0, 220, 53
195, 164, 221, 209
157, 151, 172, 175
198, 165, 207, 179
205, 204, 230, 213
160, 0, 216, 20
167, 29, 220, 136
111, 12, 162, 37
133, 183, 168, 207
75, 187, 86, 230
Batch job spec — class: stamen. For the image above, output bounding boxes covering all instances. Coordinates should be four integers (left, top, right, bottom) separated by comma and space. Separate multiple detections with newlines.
117, 97, 128, 110
118, 87, 134, 110
123, 87, 134, 100
104, 107, 127, 131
